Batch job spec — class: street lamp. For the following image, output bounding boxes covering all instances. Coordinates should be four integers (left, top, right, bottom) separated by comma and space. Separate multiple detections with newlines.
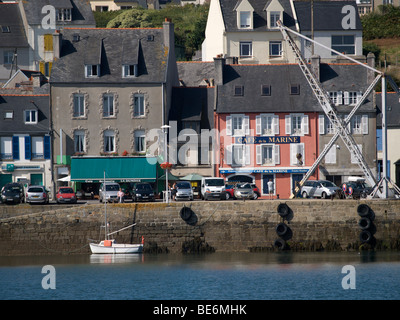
161, 125, 171, 203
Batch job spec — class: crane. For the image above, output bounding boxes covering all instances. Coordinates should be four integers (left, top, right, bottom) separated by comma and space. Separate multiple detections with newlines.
277, 20, 400, 199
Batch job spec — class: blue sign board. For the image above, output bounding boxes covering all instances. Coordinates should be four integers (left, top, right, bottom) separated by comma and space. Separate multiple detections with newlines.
234, 136, 300, 144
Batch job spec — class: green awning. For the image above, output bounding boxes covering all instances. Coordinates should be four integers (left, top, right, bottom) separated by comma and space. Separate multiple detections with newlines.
71, 156, 159, 182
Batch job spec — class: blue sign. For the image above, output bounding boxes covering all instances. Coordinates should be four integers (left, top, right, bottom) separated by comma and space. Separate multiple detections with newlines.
219, 168, 309, 174
234, 136, 300, 144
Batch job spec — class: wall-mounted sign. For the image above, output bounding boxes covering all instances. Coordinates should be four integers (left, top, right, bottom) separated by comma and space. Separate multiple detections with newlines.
234, 136, 300, 144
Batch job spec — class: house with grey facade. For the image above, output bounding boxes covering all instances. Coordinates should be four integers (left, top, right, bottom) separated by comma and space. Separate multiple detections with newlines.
50, 20, 179, 195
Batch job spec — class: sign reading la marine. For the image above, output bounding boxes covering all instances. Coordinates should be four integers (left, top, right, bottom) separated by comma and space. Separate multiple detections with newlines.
235, 136, 301, 144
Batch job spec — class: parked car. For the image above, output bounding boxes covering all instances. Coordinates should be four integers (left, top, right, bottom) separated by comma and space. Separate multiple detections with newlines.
174, 181, 194, 201
301, 180, 342, 199
251, 183, 261, 200
56, 187, 77, 204
342, 177, 372, 199
26, 185, 49, 204
225, 184, 235, 200
1, 183, 24, 204
132, 183, 155, 202
99, 182, 120, 203
234, 183, 255, 200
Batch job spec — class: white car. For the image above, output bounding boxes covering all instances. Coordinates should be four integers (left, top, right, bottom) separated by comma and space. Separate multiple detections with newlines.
174, 181, 193, 201
99, 182, 120, 203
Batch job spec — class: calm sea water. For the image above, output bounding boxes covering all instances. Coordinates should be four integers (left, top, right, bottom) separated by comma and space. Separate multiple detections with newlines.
1, 251, 400, 301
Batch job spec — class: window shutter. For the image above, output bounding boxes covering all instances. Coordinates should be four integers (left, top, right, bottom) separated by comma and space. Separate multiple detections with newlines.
25, 136, 31, 160
256, 145, 261, 164
226, 116, 232, 136
273, 115, 279, 135
357, 91, 363, 104
44, 135, 51, 159
44, 34, 53, 51
325, 144, 336, 164
274, 144, 280, 164
337, 91, 343, 105
226, 144, 232, 165
285, 115, 292, 134
245, 145, 250, 165
12, 136, 19, 160
362, 114, 368, 135
302, 115, 309, 135
244, 116, 250, 135
319, 114, 325, 135
291, 143, 304, 165
256, 116, 261, 135
39, 61, 45, 75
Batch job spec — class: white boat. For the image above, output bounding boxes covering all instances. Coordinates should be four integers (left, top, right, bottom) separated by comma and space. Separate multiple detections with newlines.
89, 171, 144, 254
90, 239, 143, 254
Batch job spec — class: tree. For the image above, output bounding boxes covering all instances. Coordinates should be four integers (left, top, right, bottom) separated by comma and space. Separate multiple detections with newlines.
106, 8, 152, 28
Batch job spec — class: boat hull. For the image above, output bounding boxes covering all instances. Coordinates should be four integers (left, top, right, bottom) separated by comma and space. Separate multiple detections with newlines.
90, 242, 143, 254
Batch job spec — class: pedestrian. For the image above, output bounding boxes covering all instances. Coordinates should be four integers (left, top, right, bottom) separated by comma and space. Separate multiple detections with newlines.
118, 188, 124, 203
172, 182, 177, 201
267, 179, 274, 200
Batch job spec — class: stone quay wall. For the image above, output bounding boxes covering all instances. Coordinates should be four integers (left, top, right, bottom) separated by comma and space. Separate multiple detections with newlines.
1, 200, 400, 256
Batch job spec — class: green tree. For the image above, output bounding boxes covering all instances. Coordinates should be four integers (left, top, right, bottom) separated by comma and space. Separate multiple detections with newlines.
106, 8, 152, 28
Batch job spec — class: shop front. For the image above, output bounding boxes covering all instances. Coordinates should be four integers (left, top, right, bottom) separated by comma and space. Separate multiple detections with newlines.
70, 156, 163, 198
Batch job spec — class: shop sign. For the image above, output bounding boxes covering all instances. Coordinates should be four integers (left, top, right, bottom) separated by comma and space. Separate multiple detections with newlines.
234, 136, 300, 144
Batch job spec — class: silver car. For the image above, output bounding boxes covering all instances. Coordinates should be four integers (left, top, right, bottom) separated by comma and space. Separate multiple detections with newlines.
175, 181, 194, 201
300, 180, 341, 199
234, 183, 255, 200
99, 182, 120, 203
26, 185, 49, 204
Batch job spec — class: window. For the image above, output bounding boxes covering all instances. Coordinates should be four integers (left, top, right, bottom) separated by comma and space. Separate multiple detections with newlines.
261, 85, 271, 96
134, 130, 146, 153
85, 64, 100, 78
256, 144, 280, 165
122, 64, 138, 78
1, 26, 10, 33
25, 110, 38, 124
3, 50, 14, 64
133, 94, 145, 117
74, 130, 85, 153
344, 91, 361, 105
232, 145, 244, 166
332, 35, 355, 55
31, 137, 44, 159
325, 144, 337, 164
182, 121, 200, 134
240, 42, 252, 57
285, 114, 309, 135
234, 85, 244, 96
290, 143, 305, 166
329, 91, 343, 105
240, 11, 251, 28
73, 94, 85, 117
4, 111, 13, 119
256, 114, 279, 135
262, 174, 275, 195
103, 94, 114, 118
0, 137, 12, 160
226, 114, 249, 136
104, 130, 115, 153
56, 8, 72, 21
269, 41, 282, 57
351, 114, 368, 134
269, 12, 280, 28
290, 84, 300, 95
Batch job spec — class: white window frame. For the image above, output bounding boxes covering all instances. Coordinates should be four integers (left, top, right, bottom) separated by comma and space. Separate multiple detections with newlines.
85, 64, 100, 78
24, 110, 38, 124
269, 41, 282, 57
31, 136, 44, 159
256, 144, 280, 166
240, 41, 252, 57
331, 35, 355, 56
134, 130, 146, 153
56, 8, 72, 21
325, 144, 337, 164
3, 50, 14, 64
226, 144, 250, 166
285, 114, 309, 136
104, 130, 115, 153
103, 94, 115, 118
269, 12, 280, 29
122, 64, 138, 78
226, 114, 249, 136
329, 91, 343, 105
74, 130, 85, 153
290, 143, 305, 166
133, 94, 145, 117
240, 11, 251, 29
73, 94, 85, 118
256, 114, 279, 136
0, 137, 12, 160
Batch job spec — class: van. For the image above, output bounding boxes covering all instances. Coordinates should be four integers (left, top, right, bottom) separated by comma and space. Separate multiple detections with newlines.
99, 182, 120, 203
201, 177, 226, 200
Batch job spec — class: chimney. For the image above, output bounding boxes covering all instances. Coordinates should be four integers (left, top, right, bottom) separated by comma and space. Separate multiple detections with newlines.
367, 52, 376, 84
310, 54, 320, 81
163, 18, 175, 55
32, 73, 42, 88
53, 31, 63, 59
214, 56, 226, 86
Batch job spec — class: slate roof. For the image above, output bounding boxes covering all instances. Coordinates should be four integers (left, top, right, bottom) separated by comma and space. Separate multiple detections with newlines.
0, 94, 50, 135
50, 27, 168, 84
215, 62, 374, 114
220, 0, 296, 32
21, 0, 95, 26
376, 92, 400, 128
177, 62, 216, 87
293, 0, 362, 32
0, 3, 28, 48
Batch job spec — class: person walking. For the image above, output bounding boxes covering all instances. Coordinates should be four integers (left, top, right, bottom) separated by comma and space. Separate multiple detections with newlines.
267, 179, 274, 200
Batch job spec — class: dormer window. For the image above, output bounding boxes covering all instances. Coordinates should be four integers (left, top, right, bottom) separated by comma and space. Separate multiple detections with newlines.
85, 64, 100, 78
269, 11, 281, 28
122, 64, 138, 78
240, 11, 251, 28
57, 8, 72, 21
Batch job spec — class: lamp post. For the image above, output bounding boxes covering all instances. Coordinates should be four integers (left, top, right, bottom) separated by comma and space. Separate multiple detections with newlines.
161, 125, 171, 203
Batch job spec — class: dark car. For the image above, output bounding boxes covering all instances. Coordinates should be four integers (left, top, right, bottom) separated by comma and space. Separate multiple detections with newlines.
132, 183, 155, 202
342, 178, 372, 199
1, 183, 24, 204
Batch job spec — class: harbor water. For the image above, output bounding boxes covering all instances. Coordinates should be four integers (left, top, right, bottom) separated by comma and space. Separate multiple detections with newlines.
1, 251, 400, 301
